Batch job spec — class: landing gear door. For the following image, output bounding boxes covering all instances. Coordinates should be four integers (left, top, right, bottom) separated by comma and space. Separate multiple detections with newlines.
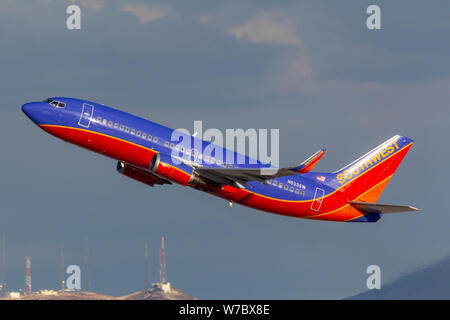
310, 188, 325, 212
78, 103, 94, 128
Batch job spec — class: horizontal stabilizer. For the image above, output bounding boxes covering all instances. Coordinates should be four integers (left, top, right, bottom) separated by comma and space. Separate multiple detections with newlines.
349, 201, 419, 214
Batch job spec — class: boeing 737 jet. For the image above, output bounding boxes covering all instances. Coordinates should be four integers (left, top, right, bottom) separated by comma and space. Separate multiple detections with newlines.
22, 97, 418, 222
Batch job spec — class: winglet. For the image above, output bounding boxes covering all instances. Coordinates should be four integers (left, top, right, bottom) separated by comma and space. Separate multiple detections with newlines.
290, 148, 327, 174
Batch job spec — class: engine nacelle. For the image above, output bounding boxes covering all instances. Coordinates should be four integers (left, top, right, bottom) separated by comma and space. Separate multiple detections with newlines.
148, 153, 193, 186
117, 161, 165, 187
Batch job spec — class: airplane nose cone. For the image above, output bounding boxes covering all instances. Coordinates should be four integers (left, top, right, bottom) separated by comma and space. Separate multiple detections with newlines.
22, 102, 44, 124
21, 102, 35, 117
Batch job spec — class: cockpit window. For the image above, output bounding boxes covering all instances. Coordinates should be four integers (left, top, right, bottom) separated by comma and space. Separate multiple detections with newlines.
44, 98, 66, 108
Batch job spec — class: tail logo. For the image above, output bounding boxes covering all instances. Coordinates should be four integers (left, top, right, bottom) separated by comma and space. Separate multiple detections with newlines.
336, 140, 400, 184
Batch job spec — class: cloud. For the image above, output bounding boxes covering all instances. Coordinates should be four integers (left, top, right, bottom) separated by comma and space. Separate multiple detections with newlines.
69, 0, 104, 11
122, 3, 168, 24
80, 0, 103, 11
276, 51, 313, 84
229, 10, 301, 46
228, 10, 312, 87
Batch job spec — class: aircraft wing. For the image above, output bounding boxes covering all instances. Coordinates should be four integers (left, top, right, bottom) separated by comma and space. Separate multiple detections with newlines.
195, 149, 326, 188
349, 201, 419, 214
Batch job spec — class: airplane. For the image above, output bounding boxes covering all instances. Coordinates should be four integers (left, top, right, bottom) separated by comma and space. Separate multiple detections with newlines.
22, 97, 418, 223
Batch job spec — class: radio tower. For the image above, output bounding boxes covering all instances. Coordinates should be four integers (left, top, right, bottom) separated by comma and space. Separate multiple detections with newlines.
1, 235, 5, 294
84, 237, 91, 292
25, 256, 32, 295
159, 236, 167, 284
58, 243, 65, 290
144, 243, 150, 289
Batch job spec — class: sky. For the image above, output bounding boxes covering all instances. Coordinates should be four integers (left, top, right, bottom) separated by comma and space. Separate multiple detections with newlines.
0, 0, 449, 299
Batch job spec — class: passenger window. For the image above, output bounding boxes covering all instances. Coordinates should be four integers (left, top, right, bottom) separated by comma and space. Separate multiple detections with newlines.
278, 183, 283, 188
120, 125, 124, 131
125, 127, 130, 133
204, 155, 210, 162
131, 129, 135, 135
170, 143, 175, 148
228, 164, 233, 168
217, 159, 222, 166
108, 121, 113, 127
142, 133, 146, 139
147, 135, 152, 141
164, 141, 169, 147
114, 123, 118, 128
272, 181, 277, 186
103, 119, 107, 125
295, 189, 300, 194
153, 137, 158, 142
181, 147, 185, 153
211, 157, 215, 164
267, 180, 272, 185
301, 191, 305, 196
284, 185, 289, 190
175, 145, 180, 151
136, 131, 141, 137
290, 186, 294, 192
97, 117, 101, 122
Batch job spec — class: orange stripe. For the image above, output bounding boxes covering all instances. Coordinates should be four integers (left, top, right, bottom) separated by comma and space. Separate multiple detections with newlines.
40, 124, 155, 153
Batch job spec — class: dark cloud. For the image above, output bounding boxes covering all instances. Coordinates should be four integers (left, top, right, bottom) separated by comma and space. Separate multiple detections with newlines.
0, 0, 448, 298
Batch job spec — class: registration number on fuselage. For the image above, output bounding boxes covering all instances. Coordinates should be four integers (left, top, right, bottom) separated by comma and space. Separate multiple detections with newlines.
287, 180, 306, 189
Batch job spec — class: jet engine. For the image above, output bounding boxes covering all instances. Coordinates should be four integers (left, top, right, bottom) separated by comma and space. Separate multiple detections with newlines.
116, 161, 170, 187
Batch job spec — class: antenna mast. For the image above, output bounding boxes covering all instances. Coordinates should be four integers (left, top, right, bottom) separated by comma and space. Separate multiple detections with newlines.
145, 243, 150, 289
1, 235, 5, 294
160, 236, 167, 284
59, 242, 65, 290
25, 256, 32, 295
84, 237, 91, 292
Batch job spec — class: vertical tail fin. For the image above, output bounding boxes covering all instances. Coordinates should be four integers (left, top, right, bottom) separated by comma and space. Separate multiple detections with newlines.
332, 135, 414, 203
